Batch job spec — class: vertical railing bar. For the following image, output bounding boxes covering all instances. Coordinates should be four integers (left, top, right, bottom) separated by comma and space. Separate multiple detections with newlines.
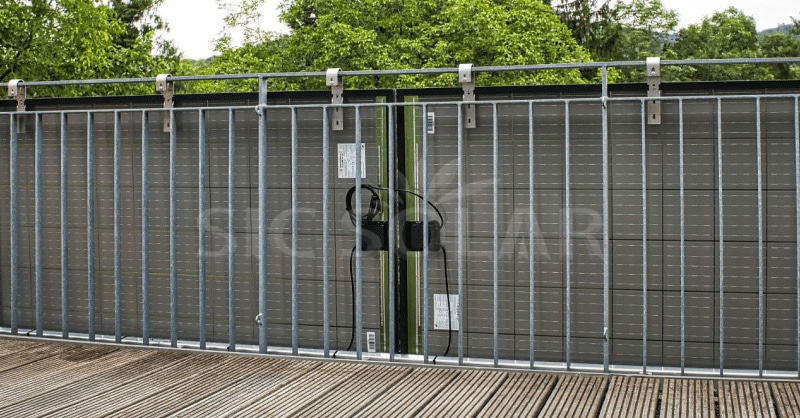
198, 109, 207, 350
113, 111, 121, 343
565, 101, 571, 370
795, 96, 800, 377
291, 107, 299, 356
258, 77, 268, 354
228, 109, 236, 352
322, 108, 330, 358
422, 103, 429, 364
457, 103, 465, 365
10, 114, 18, 335
641, 99, 648, 374
756, 97, 764, 377
717, 98, 724, 375
169, 109, 178, 348
87, 112, 96, 341
355, 105, 363, 360
601, 66, 610, 373
529, 102, 535, 369
679, 98, 685, 375
60, 112, 69, 339
492, 103, 500, 368
142, 110, 150, 345
387, 104, 396, 362
35, 113, 43, 337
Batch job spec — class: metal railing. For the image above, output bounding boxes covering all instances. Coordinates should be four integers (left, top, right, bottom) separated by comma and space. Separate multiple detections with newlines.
2, 58, 800, 378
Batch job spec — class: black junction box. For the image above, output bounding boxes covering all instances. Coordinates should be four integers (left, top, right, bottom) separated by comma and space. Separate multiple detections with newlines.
405, 220, 441, 252
362, 221, 389, 251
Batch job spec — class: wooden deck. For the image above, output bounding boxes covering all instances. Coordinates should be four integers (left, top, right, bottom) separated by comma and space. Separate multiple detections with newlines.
0, 337, 798, 417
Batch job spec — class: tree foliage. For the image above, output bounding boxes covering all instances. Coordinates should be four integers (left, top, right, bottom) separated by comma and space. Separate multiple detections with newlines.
184, 0, 591, 92
669, 8, 800, 81
0, 0, 178, 96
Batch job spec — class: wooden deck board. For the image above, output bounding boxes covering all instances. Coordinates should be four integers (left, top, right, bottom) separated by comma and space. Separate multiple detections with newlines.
476, 373, 556, 417
538, 374, 608, 418
0, 337, 797, 418
659, 378, 715, 418
720, 380, 776, 418
600, 376, 659, 418
773, 382, 800, 418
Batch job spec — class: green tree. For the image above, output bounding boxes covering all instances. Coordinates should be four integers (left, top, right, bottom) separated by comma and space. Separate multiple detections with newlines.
0, 0, 177, 96
543, 0, 677, 82
607, 0, 676, 61
548, 0, 617, 58
670, 8, 776, 81
185, 0, 591, 92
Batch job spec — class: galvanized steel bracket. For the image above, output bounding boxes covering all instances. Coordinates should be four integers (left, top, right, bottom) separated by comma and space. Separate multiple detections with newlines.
7, 80, 26, 133
156, 74, 174, 132
327, 68, 344, 131
646, 57, 661, 125
459, 64, 476, 128
7, 79, 25, 112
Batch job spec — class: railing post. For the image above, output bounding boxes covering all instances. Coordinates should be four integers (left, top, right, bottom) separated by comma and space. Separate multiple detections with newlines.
257, 76, 269, 354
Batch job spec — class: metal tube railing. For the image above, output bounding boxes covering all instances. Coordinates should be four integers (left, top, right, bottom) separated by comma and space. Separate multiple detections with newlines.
2, 57, 799, 88
641, 98, 648, 374
796, 96, 800, 378
717, 98, 724, 376
322, 107, 331, 357
86, 112, 96, 341
422, 103, 430, 363
257, 77, 268, 354
3, 86, 800, 378
9, 115, 18, 335
141, 110, 150, 346
35, 113, 43, 338
169, 110, 178, 348
60, 112, 69, 339
354, 107, 364, 360
564, 101, 572, 371
228, 109, 237, 352
198, 109, 208, 350
678, 99, 685, 375
528, 101, 536, 370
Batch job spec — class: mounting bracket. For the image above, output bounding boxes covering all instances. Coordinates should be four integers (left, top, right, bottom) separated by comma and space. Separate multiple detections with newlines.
7, 79, 25, 112
7, 80, 26, 133
459, 64, 476, 129
156, 74, 174, 132
327, 68, 344, 131
646, 57, 661, 125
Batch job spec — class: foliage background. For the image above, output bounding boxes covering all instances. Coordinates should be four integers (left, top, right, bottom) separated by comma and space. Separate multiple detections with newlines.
1, 0, 798, 96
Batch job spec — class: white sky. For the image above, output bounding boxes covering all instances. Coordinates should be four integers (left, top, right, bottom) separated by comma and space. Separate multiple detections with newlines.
158, 0, 800, 60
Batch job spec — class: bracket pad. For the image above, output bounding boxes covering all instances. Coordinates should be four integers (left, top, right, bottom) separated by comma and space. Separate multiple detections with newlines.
7, 79, 26, 112
327, 68, 344, 131
646, 57, 661, 125
156, 74, 174, 132
459, 64, 476, 129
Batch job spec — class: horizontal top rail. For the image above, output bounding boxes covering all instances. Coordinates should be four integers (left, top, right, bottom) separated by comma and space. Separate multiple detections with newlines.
0, 92, 798, 116
1, 57, 799, 89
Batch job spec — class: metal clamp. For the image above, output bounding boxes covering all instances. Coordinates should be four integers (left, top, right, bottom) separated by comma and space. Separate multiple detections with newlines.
156, 74, 174, 132
7, 80, 26, 133
7, 79, 25, 112
459, 64, 476, 129
327, 68, 343, 131
646, 57, 661, 125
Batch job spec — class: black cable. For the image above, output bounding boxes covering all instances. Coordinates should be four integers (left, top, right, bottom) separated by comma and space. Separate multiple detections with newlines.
347, 245, 356, 352
372, 185, 445, 227
441, 246, 452, 358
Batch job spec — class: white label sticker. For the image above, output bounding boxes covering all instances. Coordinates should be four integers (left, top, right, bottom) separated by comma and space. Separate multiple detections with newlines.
366, 331, 376, 353
434, 294, 459, 331
426, 111, 435, 134
338, 143, 366, 178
